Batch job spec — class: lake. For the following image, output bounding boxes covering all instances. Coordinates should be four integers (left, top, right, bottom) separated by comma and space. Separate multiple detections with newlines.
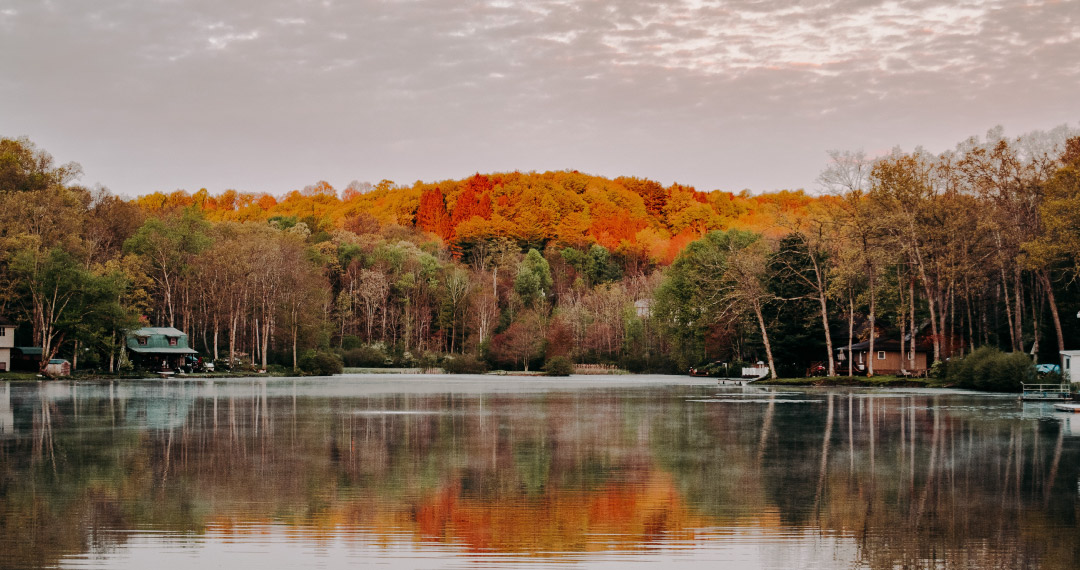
1, 375, 1078, 569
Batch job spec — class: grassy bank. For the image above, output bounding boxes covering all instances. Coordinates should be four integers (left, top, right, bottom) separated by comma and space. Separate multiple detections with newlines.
755, 375, 945, 388
1, 370, 292, 382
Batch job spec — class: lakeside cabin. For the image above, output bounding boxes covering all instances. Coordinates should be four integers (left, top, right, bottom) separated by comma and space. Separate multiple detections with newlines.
0, 317, 14, 372
126, 327, 198, 372
836, 339, 930, 376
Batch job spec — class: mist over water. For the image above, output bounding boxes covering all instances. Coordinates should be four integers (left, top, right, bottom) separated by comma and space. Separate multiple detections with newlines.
1, 376, 1078, 569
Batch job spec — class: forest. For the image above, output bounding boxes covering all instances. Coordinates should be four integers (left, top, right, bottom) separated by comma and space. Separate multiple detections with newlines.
1, 125, 1079, 377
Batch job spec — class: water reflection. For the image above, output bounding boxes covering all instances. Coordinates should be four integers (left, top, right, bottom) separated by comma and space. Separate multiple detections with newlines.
1, 377, 1078, 569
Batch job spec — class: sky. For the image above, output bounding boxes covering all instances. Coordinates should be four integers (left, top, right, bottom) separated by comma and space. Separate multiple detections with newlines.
1, 0, 1077, 197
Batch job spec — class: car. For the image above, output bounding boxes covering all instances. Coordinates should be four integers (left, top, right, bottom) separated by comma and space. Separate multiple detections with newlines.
1036, 363, 1061, 374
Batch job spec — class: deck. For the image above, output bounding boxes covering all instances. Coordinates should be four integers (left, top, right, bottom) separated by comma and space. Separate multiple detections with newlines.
1021, 383, 1073, 401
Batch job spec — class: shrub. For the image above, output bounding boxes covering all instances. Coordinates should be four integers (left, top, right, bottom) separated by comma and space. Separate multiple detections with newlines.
342, 345, 388, 367
1042, 371, 1064, 384
443, 354, 488, 374
414, 352, 439, 369
341, 335, 363, 350
623, 356, 646, 374
299, 350, 344, 376
544, 356, 574, 376
946, 347, 1034, 392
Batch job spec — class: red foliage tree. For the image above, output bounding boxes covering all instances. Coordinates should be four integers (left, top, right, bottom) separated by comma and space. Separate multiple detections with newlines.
451, 185, 477, 226
545, 315, 573, 359
417, 187, 453, 240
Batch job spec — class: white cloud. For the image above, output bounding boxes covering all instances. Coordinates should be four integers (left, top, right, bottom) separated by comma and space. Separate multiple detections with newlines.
0, 0, 1076, 196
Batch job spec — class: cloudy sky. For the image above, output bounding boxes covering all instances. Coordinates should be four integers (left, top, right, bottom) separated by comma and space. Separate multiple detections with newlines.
1, 0, 1077, 197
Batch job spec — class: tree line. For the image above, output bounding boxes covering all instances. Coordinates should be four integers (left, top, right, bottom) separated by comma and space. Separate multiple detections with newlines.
1, 125, 1078, 376
656, 126, 1080, 378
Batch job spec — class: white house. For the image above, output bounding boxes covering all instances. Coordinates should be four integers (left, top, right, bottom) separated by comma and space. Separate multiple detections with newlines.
1060, 350, 1080, 383
0, 317, 15, 372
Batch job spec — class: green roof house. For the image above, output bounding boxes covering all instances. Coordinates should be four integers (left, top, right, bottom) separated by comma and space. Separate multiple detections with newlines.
126, 327, 198, 371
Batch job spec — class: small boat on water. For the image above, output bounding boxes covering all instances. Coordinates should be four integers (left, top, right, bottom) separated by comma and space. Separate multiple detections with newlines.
1053, 403, 1080, 413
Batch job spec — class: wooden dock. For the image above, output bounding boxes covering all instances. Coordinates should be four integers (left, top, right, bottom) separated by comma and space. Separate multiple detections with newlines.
1021, 383, 1072, 401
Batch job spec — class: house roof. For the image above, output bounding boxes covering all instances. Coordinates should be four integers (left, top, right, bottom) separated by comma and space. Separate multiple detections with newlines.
15, 347, 42, 356
126, 327, 197, 354
128, 346, 197, 354
130, 327, 187, 337
838, 339, 930, 353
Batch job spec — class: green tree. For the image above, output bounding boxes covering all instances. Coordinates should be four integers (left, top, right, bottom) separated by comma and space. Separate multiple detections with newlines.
10, 246, 131, 373
124, 209, 210, 327
655, 230, 778, 377
514, 248, 553, 309
0, 136, 81, 194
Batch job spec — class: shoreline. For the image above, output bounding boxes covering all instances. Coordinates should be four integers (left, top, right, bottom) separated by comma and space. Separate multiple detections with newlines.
3, 370, 941, 387
752, 375, 944, 388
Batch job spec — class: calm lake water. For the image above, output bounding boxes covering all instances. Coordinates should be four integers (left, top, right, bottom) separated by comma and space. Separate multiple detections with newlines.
1, 375, 1078, 569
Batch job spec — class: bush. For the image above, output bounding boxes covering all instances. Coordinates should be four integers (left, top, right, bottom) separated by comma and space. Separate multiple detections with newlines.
946, 347, 1034, 392
1042, 371, 1064, 384
341, 335, 363, 350
342, 345, 388, 367
544, 356, 574, 376
299, 350, 344, 376
414, 352, 439, 369
443, 354, 488, 374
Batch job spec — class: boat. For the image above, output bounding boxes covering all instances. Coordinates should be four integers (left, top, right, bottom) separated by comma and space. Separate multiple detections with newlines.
1053, 403, 1080, 413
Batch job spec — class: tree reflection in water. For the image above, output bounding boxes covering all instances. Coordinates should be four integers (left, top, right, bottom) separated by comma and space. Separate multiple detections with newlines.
0, 379, 1078, 569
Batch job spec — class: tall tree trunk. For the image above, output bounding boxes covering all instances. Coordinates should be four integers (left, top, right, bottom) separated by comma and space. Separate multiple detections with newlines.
1014, 267, 1024, 353
847, 293, 854, 377
228, 309, 237, 367
292, 324, 299, 371
818, 290, 835, 376
260, 315, 271, 371
1030, 277, 1042, 359
898, 268, 907, 374
908, 242, 941, 362
1038, 270, 1065, 363
964, 278, 975, 355
752, 299, 777, 379
252, 316, 259, 366
1000, 267, 1017, 352
909, 277, 917, 371
868, 270, 876, 376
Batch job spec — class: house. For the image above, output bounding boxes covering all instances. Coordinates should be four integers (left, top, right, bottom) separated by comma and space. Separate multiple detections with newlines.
1060, 350, 1080, 383
126, 327, 198, 371
0, 317, 14, 372
837, 338, 930, 375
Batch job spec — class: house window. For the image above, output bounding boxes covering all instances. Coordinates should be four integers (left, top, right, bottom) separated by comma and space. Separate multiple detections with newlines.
0, 327, 5, 336
877, 351, 886, 360
168, 337, 178, 346
137, 337, 148, 346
